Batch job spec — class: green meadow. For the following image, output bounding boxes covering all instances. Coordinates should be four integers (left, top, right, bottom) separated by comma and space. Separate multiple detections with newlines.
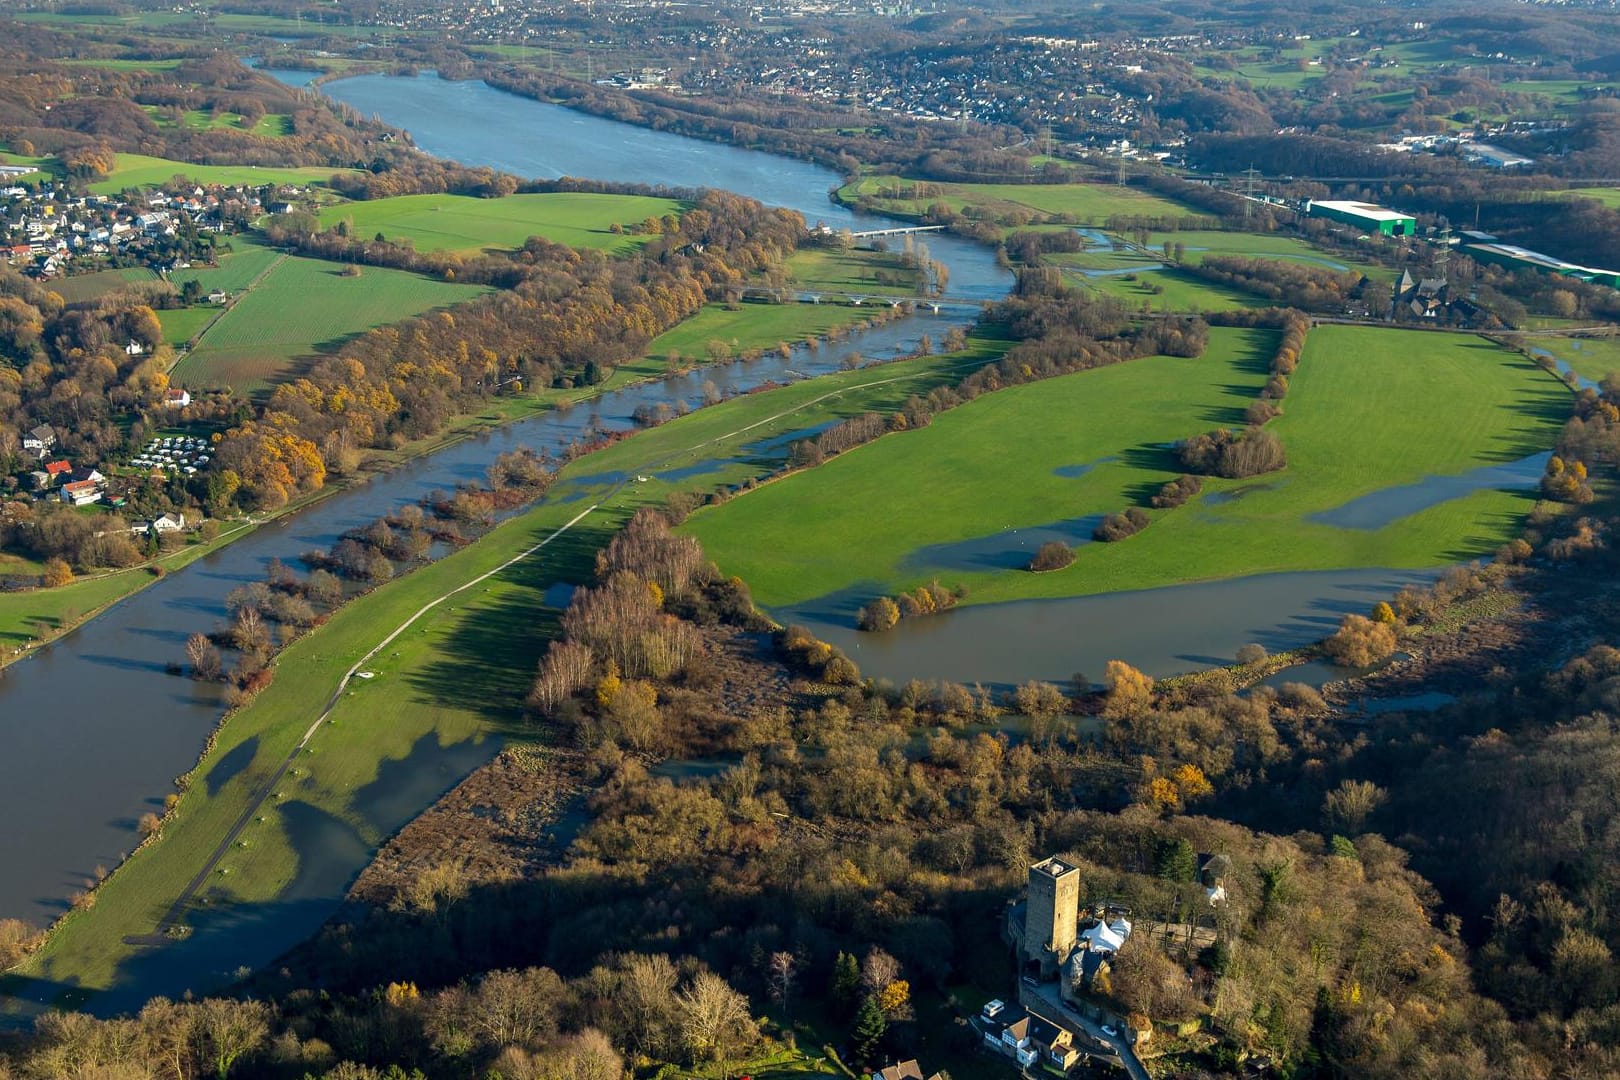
315, 192, 685, 256
842, 175, 1197, 226
686, 326, 1568, 612
168, 257, 489, 394
90, 153, 353, 194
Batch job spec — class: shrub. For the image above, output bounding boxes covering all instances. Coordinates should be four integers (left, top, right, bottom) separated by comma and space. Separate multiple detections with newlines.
1150, 475, 1203, 509
857, 596, 901, 632
1028, 541, 1075, 572
1236, 643, 1268, 665
1178, 427, 1286, 479
1323, 614, 1398, 668
1094, 507, 1150, 542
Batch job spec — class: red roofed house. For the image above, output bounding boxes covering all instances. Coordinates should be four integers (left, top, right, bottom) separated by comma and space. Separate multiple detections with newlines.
43, 460, 72, 480
163, 388, 192, 408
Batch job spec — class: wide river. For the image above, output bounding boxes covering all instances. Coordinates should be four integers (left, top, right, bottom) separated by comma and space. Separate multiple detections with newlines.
0, 75, 1468, 1001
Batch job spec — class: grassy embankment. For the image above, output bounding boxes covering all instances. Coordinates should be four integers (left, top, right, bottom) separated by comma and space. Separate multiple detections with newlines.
839, 174, 1194, 227
5, 335, 1007, 1008
315, 191, 684, 257
687, 326, 1570, 612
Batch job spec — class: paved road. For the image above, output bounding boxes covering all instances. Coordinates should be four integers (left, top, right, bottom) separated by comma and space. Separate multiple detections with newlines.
1023, 982, 1151, 1080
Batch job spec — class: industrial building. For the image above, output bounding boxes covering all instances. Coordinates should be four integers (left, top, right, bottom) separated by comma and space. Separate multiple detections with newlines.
1461, 235, 1620, 288
1304, 199, 1417, 236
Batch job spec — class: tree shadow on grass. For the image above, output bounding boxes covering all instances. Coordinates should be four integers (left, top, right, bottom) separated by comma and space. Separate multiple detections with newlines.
397, 516, 614, 731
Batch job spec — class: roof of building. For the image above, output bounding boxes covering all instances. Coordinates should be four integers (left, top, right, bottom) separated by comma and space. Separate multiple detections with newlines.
43, 460, 71, 476
1082, 916, 1133, 953
1310, 199, 1415, 222
61, 479, 99, 493
872, 1061, 928, 1080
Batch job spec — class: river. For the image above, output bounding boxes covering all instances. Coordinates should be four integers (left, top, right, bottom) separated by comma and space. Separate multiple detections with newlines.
0, 73, 1509, 998
0, 74, 1004, 935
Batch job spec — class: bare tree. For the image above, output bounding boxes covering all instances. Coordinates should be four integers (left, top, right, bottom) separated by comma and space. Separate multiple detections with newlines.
767, 951, 798, 1013
186, 632, 222, 680
676, 970, 757, 1070
860, 947, 901, 998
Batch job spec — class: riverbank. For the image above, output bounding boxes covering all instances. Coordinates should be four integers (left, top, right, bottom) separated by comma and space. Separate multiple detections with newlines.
0, 342, 1007, 1016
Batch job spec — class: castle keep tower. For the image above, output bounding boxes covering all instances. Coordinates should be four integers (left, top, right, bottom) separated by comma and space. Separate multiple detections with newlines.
1024, 856, 1080, 977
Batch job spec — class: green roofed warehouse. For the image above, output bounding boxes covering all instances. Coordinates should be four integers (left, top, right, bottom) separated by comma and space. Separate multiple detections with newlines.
1305, 199, 1416, 237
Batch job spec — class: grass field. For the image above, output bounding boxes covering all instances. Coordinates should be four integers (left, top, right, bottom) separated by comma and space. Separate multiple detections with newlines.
315, 192, 684, 256
47, 267, 156, 304
841, 176, 1197, 226
1078, 265, 1264, 312
644, 301, 888, 364
155, 306, 221, 348
4, 338, 1008, 1008
173, 239, 285, 294
168, 257, 490, 394
1565, 188, 1620, 210
89, 154, 354, 194
786, 247, 922, 296
61, 58, 184, 72
686, 326, 1569, 612
1145, 229, 1395, 280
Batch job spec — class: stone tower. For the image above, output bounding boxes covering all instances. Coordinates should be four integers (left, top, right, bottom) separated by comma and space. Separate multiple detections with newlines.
1024, 856, 1080, 977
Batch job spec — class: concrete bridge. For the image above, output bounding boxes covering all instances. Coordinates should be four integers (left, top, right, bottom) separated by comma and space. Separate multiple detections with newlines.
848, 224, 949, 239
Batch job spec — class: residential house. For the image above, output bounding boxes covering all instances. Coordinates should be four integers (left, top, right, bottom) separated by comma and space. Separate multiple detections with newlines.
69, 466, 104, 485
152, 512, 185, 533
1026, 1013, 1083, 1071
59, 479, 102, 506
125, 340, 146, 357
42, 460, 72, 483
984, 1013, 1039, 1068
23, 424, 56, 458
163, 388, 192, 408
869, 1060, 943, 1080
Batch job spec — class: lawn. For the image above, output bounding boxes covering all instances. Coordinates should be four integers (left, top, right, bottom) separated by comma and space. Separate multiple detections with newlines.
168, 257, 490, 395
4, 339, 1008, 1009
172, 238, 285, 294
686, 326, 1569, 614
315, 192, 685, 256
89, 153, 354, 194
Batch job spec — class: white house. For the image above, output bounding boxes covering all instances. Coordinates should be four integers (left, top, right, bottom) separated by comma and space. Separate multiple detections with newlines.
152, 512, 186, 533
22, 424, 55, 458
125, 340, 145, 357
163, 388, 191, 408
59, 479, 102, 506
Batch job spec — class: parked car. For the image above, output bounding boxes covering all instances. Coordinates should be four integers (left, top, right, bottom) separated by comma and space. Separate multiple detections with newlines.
1101, 1024, 1118, 1038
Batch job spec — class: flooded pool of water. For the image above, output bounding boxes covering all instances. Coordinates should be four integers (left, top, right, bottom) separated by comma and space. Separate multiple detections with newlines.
1310, 452, 1549, 530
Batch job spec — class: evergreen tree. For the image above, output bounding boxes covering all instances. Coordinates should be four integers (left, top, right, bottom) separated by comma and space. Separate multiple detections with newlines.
830, 951, 861, 1016
851, 994, 888, 1064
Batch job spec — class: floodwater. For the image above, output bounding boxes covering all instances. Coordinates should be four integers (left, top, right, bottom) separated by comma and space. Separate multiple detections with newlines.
1310, 451, 1550, 530
779, 567, 1440, 688
0, 73, 1005, 948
